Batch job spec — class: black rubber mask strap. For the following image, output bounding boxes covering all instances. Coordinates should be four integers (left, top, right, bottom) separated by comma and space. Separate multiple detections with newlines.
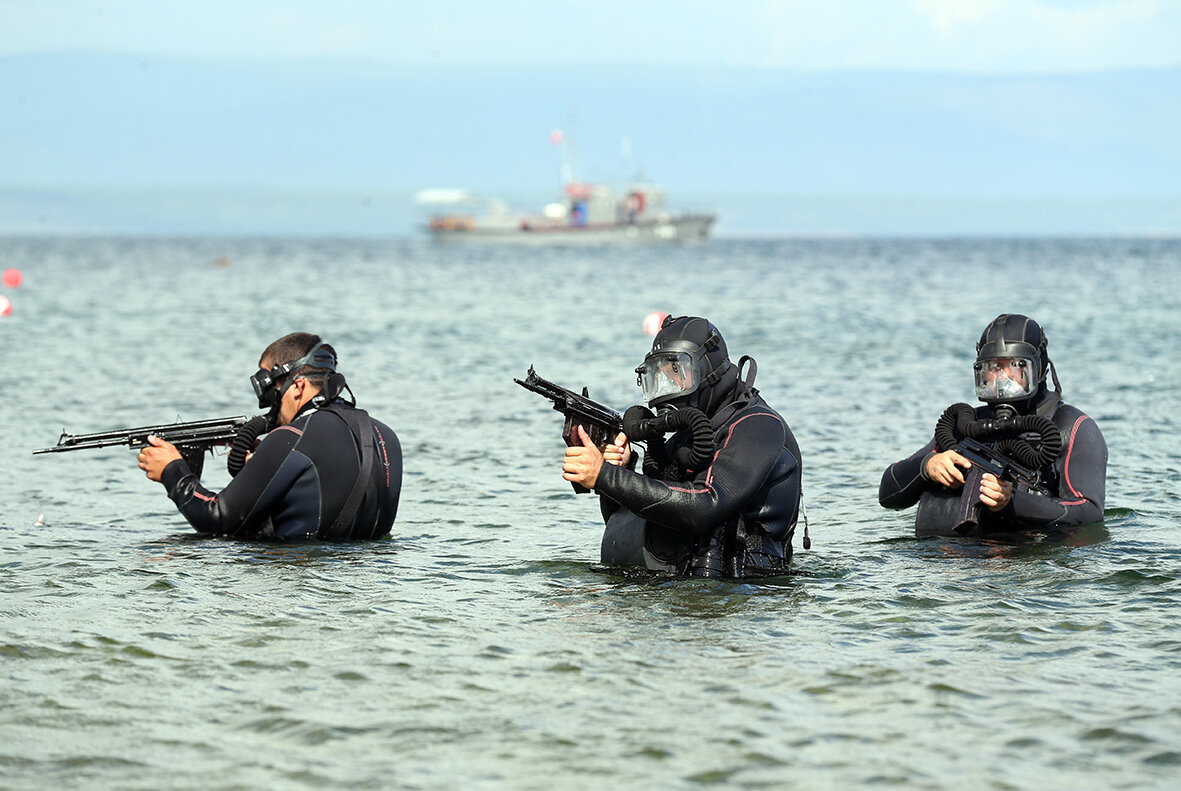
274, 341, 338, 408
701, 358, 733, 387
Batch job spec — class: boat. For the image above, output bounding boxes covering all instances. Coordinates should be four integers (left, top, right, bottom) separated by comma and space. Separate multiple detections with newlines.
415, 180, 715, 245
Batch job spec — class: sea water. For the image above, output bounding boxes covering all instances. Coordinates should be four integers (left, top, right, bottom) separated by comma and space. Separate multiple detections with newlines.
0, 237, 1178, 790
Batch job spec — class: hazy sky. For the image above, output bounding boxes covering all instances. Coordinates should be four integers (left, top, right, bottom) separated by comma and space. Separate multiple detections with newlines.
3, 0, 1178, 235
3, 0, 1178, 72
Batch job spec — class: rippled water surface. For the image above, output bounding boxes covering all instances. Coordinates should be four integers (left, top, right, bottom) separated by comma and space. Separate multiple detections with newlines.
1, 237, 1179, 790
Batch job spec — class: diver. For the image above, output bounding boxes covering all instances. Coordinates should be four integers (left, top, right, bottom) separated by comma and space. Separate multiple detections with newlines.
561, 316, 804, 578
879, 314, 1106, 536
136, 332, 402, 540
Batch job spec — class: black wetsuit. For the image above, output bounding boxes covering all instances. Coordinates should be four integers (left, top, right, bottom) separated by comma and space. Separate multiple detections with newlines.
160, 401, 402, 540
595, 384, 803, 577
879, 395, 1106, 535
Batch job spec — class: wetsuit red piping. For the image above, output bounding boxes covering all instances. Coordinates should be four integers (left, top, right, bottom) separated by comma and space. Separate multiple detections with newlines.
1059, 415, 1089, 505
668, 412, 777, 494
375, 427, 391, 487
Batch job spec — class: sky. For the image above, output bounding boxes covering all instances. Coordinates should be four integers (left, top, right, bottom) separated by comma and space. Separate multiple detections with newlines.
2, 1, 1178, 234
2, 0, 1178, 72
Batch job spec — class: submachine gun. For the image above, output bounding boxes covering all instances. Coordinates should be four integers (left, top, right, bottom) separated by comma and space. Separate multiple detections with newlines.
34, 416, 249, 478
514, 366, 627, 494
932, 403, 1062, 535
952, 437, 1039, 534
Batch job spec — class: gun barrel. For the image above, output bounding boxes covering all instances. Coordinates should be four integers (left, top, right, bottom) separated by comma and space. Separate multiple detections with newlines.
516, 367, 627, 430
572, 405, 623, 431
34, 416, 249, 455
513, 368, 566, 403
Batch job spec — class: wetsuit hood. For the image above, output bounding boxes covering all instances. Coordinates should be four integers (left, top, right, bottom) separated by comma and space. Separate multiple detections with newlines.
640, 316, 738, 417
975, 314, 1061, 414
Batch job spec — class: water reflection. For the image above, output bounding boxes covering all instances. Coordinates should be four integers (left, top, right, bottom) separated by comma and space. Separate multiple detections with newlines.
919, 521, 1110, 559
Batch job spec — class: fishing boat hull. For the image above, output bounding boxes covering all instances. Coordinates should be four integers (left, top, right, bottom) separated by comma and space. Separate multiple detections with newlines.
427, 214, 714, 245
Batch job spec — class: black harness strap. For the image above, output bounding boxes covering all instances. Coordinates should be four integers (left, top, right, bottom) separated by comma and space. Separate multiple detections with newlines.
737, 355, 758, 387
321, 405, 378, 540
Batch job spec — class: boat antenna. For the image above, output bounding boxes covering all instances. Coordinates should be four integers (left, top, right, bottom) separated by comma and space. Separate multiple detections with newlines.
563, 109, 578, 185
620, 135, 632, 185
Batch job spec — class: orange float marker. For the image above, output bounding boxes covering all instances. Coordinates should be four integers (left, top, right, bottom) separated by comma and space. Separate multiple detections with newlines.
642, 311, 670, 336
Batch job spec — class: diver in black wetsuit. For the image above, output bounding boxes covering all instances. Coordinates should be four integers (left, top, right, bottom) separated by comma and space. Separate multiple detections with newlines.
879, 314, 1106, 536
137, 333, 402, 541
561, 316, 803, 577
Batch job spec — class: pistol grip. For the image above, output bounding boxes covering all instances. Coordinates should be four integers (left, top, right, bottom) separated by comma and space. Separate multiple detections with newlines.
563, 417, 603, 495
563, 416, 612, 448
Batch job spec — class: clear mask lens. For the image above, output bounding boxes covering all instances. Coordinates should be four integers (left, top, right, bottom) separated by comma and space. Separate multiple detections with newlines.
975, 357, 1036, 401
638, 352, 698, 404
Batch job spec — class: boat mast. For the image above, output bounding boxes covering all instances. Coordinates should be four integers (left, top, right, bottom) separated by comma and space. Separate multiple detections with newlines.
620, 134, 632, 185
557, 110, 578, 187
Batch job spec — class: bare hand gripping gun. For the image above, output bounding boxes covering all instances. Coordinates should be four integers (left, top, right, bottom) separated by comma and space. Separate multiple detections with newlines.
33, 416, 249, 478
953, 437, 1040, 534
514, 366, 626, 493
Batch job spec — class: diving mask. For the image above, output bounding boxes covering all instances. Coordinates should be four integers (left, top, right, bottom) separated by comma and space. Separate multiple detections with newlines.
249, 342, 336, 409
636, 349, 701, 405
974, 356, 1038, 403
